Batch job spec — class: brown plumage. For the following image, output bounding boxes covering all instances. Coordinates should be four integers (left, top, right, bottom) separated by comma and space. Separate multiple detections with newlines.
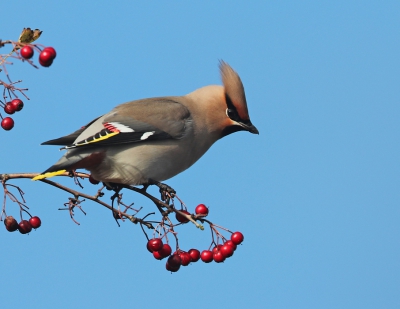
33, 61, 258, 185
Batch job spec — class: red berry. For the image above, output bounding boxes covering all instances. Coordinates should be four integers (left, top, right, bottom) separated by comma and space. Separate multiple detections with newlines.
200, 250, 213, 263
153, 244, 172, 260
43, 47, 57, 59
212, 244, 223, 254
166, 261, 180, 272
10, 99, 23, 112
224, 240, 237, 251
188, 249, 201, 262
167, 254, 182, 267
175, 210, 190, 223
178, 251, 191, 266
1, 117, 14, 130
195, 204, 209, 216
39, 57, 53, 67
146, 241, 153, 253
147, 238, 163, 252
29, 216, 41, 229
39, 50, 54, 67
88, 175, 100, 185
4, 216, 19, 232
18, 220, 32, 234
20, 45, 34, 59
231, 231, 244, 245
153, 250, 163, 260
158, 244, 172, 257
220, 243, 235, 258
213, 251, 226, 263
4, 102, 15, 114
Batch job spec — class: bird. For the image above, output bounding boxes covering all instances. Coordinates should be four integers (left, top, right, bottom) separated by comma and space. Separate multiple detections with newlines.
32, 61, 259, 189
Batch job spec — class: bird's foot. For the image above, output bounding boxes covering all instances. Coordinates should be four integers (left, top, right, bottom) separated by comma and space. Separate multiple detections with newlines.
148, 179, 176, 204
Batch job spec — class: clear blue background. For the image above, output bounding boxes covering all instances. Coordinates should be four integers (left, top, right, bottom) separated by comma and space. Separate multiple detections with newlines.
1, 1, 399, 308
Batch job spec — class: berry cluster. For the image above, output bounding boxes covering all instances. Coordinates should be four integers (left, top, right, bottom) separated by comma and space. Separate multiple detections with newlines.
2, 173, 245, 273
146, 204, 244, 273
20, 45, 57, 67
0, 44, 57, 131
1, 98, 23, 130
4, 215, 41, 234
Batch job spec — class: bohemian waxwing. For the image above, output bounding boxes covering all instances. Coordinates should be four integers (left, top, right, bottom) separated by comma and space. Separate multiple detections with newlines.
33, 61, 258, 186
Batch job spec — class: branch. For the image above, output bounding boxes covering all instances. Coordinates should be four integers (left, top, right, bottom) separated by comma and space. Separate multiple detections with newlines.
0, 172, 153, 229
120, 185, 204, 230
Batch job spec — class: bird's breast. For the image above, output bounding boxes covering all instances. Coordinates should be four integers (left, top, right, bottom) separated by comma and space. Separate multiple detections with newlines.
88, 137, 214, 185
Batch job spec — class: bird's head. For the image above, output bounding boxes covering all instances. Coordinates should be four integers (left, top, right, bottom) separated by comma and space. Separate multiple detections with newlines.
185, 61, 258, 139
218, 60, 258, 137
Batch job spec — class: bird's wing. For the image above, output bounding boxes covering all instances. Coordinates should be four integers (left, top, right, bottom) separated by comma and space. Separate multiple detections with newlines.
54, 98, 192, 150
41, 116, 102, 146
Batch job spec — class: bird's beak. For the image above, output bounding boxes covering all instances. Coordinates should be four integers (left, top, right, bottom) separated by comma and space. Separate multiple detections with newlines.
238, 121, 259, 134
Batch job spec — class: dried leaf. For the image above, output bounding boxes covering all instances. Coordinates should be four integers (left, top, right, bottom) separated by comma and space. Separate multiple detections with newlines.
14, 27, 42, 51
18, 28, 34, 43
18, 27, 43, 44
32, 29, 43, 42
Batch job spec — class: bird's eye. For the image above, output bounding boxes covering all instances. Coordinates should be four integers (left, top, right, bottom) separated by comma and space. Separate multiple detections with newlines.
226, 108, 240, 121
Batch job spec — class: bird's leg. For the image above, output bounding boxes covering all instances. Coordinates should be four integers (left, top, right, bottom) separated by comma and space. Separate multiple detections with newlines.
148, 180, 176, 195
148, 179, 176, 204
141, 183, 150, 192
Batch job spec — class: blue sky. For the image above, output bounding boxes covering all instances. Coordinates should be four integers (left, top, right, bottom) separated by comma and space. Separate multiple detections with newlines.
1, 1, 399, 308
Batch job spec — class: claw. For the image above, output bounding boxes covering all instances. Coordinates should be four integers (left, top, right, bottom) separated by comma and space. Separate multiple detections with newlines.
157, 183, 176, 195
148, 179, 176, 203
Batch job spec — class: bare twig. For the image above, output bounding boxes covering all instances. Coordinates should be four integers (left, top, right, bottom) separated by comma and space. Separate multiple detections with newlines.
0, 173, 154, 229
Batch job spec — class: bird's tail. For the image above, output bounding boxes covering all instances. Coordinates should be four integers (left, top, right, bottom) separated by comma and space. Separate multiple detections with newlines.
32, 169, 67, 180
32, 149, 104, 181
32, 151, 87, 181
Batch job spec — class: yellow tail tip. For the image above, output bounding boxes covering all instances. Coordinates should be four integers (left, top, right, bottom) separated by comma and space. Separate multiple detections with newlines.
32, 170, 67, 181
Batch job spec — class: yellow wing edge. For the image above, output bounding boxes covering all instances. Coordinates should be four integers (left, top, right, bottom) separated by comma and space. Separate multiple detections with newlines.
64, 131, 119, 149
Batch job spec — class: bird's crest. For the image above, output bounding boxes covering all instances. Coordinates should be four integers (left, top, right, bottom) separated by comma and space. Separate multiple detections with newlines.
219, 61, 249, 121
